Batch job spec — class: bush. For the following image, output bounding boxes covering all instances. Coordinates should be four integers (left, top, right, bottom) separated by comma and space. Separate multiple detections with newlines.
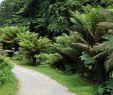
0, 58, 11, 86
35, 53, 50, 65
36, 53, 63, 65
0, 26, 27, 56
13, 51, 24, 60
95, 79, 113, 95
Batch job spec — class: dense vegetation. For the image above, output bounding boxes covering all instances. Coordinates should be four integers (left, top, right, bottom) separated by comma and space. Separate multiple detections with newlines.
1, 0, 113, 95
0, 47, 17, 95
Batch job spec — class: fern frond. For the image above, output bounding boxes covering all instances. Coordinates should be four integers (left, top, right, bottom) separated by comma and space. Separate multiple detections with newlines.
93, 50, 111, 60
95, 22, 113, 41
72, 43, 91, 51
105, 51, 113, 71
93, 39, 113, 52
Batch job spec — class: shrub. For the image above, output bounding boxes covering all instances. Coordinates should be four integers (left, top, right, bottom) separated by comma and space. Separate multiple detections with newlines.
35, 53, 50, 65
0, 57, 11, 86
36, 53, 63, 65
0, 26, 27, 56
95, 79, 113, 95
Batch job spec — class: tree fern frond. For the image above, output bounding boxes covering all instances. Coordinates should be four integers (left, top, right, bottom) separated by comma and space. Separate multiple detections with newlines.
95, 22, 113, 41
93, 50, 111, 60
93, 39, 113, 52
72, 43, 91, 51
105, 52, 113, 71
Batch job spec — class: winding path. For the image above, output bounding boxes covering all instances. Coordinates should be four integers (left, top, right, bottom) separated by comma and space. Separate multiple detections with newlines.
12, 65, 76, 95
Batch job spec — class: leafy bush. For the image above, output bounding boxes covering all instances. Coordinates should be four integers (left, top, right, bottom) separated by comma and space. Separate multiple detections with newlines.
0, 26, 27, 43
95, 79, 113, 95
0, 57, 11, 86
36, 53, 63, 65
13, 51, 24, 60
36, 53, 50, 65
0, 26, 27, 56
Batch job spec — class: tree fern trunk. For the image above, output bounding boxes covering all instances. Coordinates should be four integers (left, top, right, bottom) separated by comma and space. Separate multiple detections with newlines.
32, 56, 36, 66
95, 62, 106, 83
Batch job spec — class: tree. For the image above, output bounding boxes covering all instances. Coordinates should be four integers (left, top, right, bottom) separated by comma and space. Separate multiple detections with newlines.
0, 26, 27, 56
17, 31, 51, 65
0, 0, 29, 26
69, 5, 113, 82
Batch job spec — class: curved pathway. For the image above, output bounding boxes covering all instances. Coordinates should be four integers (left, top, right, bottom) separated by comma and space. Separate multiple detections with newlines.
12, 65, 76, 95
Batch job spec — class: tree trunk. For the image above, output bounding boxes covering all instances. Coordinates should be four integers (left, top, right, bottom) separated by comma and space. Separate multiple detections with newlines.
96, 63, 106, 83
32, 56, 36, 66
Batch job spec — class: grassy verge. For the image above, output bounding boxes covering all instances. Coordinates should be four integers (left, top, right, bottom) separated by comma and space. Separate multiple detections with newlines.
0, 64, 18, 95
14, 60, 98, 95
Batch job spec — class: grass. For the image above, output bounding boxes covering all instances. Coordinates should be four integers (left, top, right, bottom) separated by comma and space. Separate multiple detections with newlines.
14, 60, 98, 95
0, 64, 18, 95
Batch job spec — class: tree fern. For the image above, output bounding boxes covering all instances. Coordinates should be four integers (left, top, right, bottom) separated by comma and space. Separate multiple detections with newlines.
17, 31, 51, 65
94, 36, 113, 52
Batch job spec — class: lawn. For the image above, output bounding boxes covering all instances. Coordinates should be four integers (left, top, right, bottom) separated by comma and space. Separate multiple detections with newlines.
15, 60, 98, 95
0, 66, 18, 95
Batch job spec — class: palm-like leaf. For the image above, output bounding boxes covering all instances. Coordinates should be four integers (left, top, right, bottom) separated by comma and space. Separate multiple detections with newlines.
73, 43, 92, 52
0, 26, 27, 42
105, 52, 113, 71
95, 22, 113, 41
18, 31, 51, 53
94, 37, 113, 52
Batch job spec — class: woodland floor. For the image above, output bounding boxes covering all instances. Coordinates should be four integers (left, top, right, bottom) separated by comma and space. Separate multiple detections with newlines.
12, 65, 76, 95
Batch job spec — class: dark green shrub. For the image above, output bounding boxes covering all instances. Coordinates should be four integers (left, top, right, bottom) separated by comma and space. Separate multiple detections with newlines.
95, 79, 113, 95
36, 53, 63, 67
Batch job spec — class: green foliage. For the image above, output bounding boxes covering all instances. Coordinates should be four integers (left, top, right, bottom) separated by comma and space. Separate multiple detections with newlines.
70, 5, 113, 44
1, 0, 113, 94
17, 31, 51, 65
51, 32, 83, 71
13, 51, 24, 60
0, 49, 11, 86
36, 53, 50, 65
18, 31, 51, 52
93, 35, 113, 72
0, 47, 11, 85
0, 26, 27, 42
47, 16, 68, 33
80, 52, 95, 68
0, 58, 10, 85
56, 32, 87, 47
95, 79, 113, 95
0, 26, 27, 56
0, 0, 29, 26
36, 53, 62, 65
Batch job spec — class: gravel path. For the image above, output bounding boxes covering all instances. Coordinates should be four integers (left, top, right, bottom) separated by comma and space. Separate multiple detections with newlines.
12, 65, 76, 95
